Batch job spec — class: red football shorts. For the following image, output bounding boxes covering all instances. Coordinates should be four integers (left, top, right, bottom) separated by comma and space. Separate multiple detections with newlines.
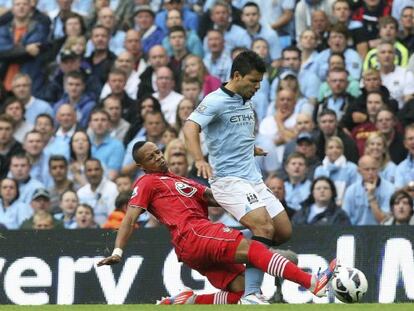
177, 222, 245, 290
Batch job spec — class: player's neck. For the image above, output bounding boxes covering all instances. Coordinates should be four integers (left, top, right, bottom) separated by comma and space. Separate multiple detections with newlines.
224, 80, 240, 96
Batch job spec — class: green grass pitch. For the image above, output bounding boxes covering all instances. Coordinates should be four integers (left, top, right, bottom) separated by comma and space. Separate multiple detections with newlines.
0, 304, 413, 311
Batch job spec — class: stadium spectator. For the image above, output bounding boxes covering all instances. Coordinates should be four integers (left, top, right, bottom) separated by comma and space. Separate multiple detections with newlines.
100, 52, 140, 101
167, 25, 189, 80
292, 176, 351, 225
155, 0, 199, 35
11, 74, 53, 125
0, 177, 28, 229
49, 0, 74, 40
203, 29, 232, 82
123, 29, 147, 73
314, 136, 359, 204
310, 10, 330, 52
23, 130, 49, 185
132, 5, 164, 54
343, 155, 395, 225
395, 124, 414, 189
68, 130, 91, 190
315, 109, 359, 163
284, 152, 311, 212
100, 95, 130, 142
3, 97, 33, 143
0, 114, 23, 178
85, 25, 116, 88
137, 45, 170, 99
77, 158, 118, 225
265, 174, 295, 218
47, 155, 74, 213
376, 108, 407, 164
53, 70, 96, 129
32, 210, 55, 230
167, 152, 188, 177
114, 174, 132, 193
20, 188, 56, 229
299, 29, 319, 73
364, 132, 397, 184
382, 190, 414, 225
397, 6, 414, 53
102, 191, 135, 230
152, 66, 184, 126
175, 98, 195, 138
54, 104, 79, 143
161, 8, 203, 57
74, 203, 98, 229
180, 78, 202, 104
88, 108, 125, 180
0, 0, 49, 95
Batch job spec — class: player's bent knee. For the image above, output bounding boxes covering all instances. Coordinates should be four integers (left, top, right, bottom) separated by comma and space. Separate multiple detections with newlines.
250, 222, 275, 239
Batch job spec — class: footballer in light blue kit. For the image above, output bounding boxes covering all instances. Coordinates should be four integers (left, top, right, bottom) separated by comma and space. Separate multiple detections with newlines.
185, 51, 291, 304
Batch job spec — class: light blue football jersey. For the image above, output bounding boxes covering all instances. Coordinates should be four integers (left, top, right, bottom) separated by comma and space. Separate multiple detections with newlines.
188, 86, 262, 183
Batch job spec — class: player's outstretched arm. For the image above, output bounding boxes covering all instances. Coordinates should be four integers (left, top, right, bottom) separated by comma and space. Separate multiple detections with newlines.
183, 120, 213, 179
97, 205, 143, 266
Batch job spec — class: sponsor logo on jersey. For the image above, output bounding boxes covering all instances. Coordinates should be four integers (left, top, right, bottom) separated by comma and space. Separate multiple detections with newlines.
131, 186, 138, 198
175, 182, 197, 197
246, 193, 258, 205
229, 113, 255, 123
196, 104, 207, 113
223, 226, 232, 233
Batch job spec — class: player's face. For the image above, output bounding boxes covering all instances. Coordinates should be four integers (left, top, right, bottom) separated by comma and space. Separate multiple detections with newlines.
138, 143, 168, 173
235, 70, 263, 99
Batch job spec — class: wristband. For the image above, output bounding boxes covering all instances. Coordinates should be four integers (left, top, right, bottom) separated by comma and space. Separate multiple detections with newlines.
112, 248, 123, 257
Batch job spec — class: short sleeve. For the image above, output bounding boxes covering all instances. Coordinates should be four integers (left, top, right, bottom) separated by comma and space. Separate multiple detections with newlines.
187, 96, 222, 129
128, 178, 153, 210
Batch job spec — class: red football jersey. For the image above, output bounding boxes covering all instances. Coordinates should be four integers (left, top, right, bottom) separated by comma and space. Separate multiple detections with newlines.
129, 172, 210, 245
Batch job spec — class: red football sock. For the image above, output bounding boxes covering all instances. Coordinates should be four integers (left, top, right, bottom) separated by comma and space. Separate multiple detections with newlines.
194, 291, 243, 304
247, 240, 312, 289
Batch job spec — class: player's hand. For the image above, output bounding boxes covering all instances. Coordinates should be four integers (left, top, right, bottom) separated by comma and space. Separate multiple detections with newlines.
254, 146, 268, 156
195, 159, 213, 179
97, 255, 122, 266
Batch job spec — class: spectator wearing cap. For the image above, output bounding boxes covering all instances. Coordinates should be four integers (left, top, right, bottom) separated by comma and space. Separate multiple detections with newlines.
132, 5, 164, 55
315, 108, 359, 163
382, 190, 414, 225
77, 158, 118, 225
0, 0, 49, 96
42, 49, 101, 103
0, 114, 23, 179
314, 136, 358, 205
395, 124, 414, 189
88, 109, 125, 180
161, 9, 203, 58
0, 177, 28, 229
284, 152, 312, 212
241, 2, 281, 65
102, 191, 137, 229
85, 25, 117, 89
85, 7, 125, 57
270, 46, 321, 105
53, 71, 97, 129
343, 155, 395, 225
11, 73, 53, 125
20, 188, 59, 229
202, 1, 251, 54
155, 0, 199, 36
8, 154, 44, 204
203, 29, 232, 83
312, 23, 362, 82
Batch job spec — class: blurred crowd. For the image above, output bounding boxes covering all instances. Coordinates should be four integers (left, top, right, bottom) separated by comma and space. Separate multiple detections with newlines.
0, 0, 414, 230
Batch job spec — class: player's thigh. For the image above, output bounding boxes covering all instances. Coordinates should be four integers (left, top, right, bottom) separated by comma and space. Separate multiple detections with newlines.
203, 263, 245, 291
211, 177, 267, 221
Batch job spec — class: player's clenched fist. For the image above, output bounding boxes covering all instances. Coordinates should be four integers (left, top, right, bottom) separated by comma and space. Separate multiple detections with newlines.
97, 255, 122, 266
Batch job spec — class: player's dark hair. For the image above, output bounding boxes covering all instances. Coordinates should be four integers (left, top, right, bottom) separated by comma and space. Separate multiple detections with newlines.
132, 141, 148, 164
230, 50, 266, 78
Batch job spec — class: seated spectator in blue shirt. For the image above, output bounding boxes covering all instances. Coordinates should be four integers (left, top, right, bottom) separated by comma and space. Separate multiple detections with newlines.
0, 0, 49, 96
203, 1, 251, 54
68, 130, 92, 190
343, 155, 395, 225
292, 176, 351, 225
395, 124, 414, 189
88, 108, 125, 181
155, 0, 199, 35
203, 29, 232, 82
241, 2, 281, 66
132, 5, 164, 55
0, 177, 28, 229
23, 130, 49, 186
11, 73, 53, 125
54, 189, 78, 229
312, 23, 362, 82
364, 132, 396, 184
314, 136, 359, 205
284, 152, 311, 211
265, 174, 295, 219
382, 190, 414, 225
53, 70, 97, 129
162, 9, 203, 57
8, 153, 44, 204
